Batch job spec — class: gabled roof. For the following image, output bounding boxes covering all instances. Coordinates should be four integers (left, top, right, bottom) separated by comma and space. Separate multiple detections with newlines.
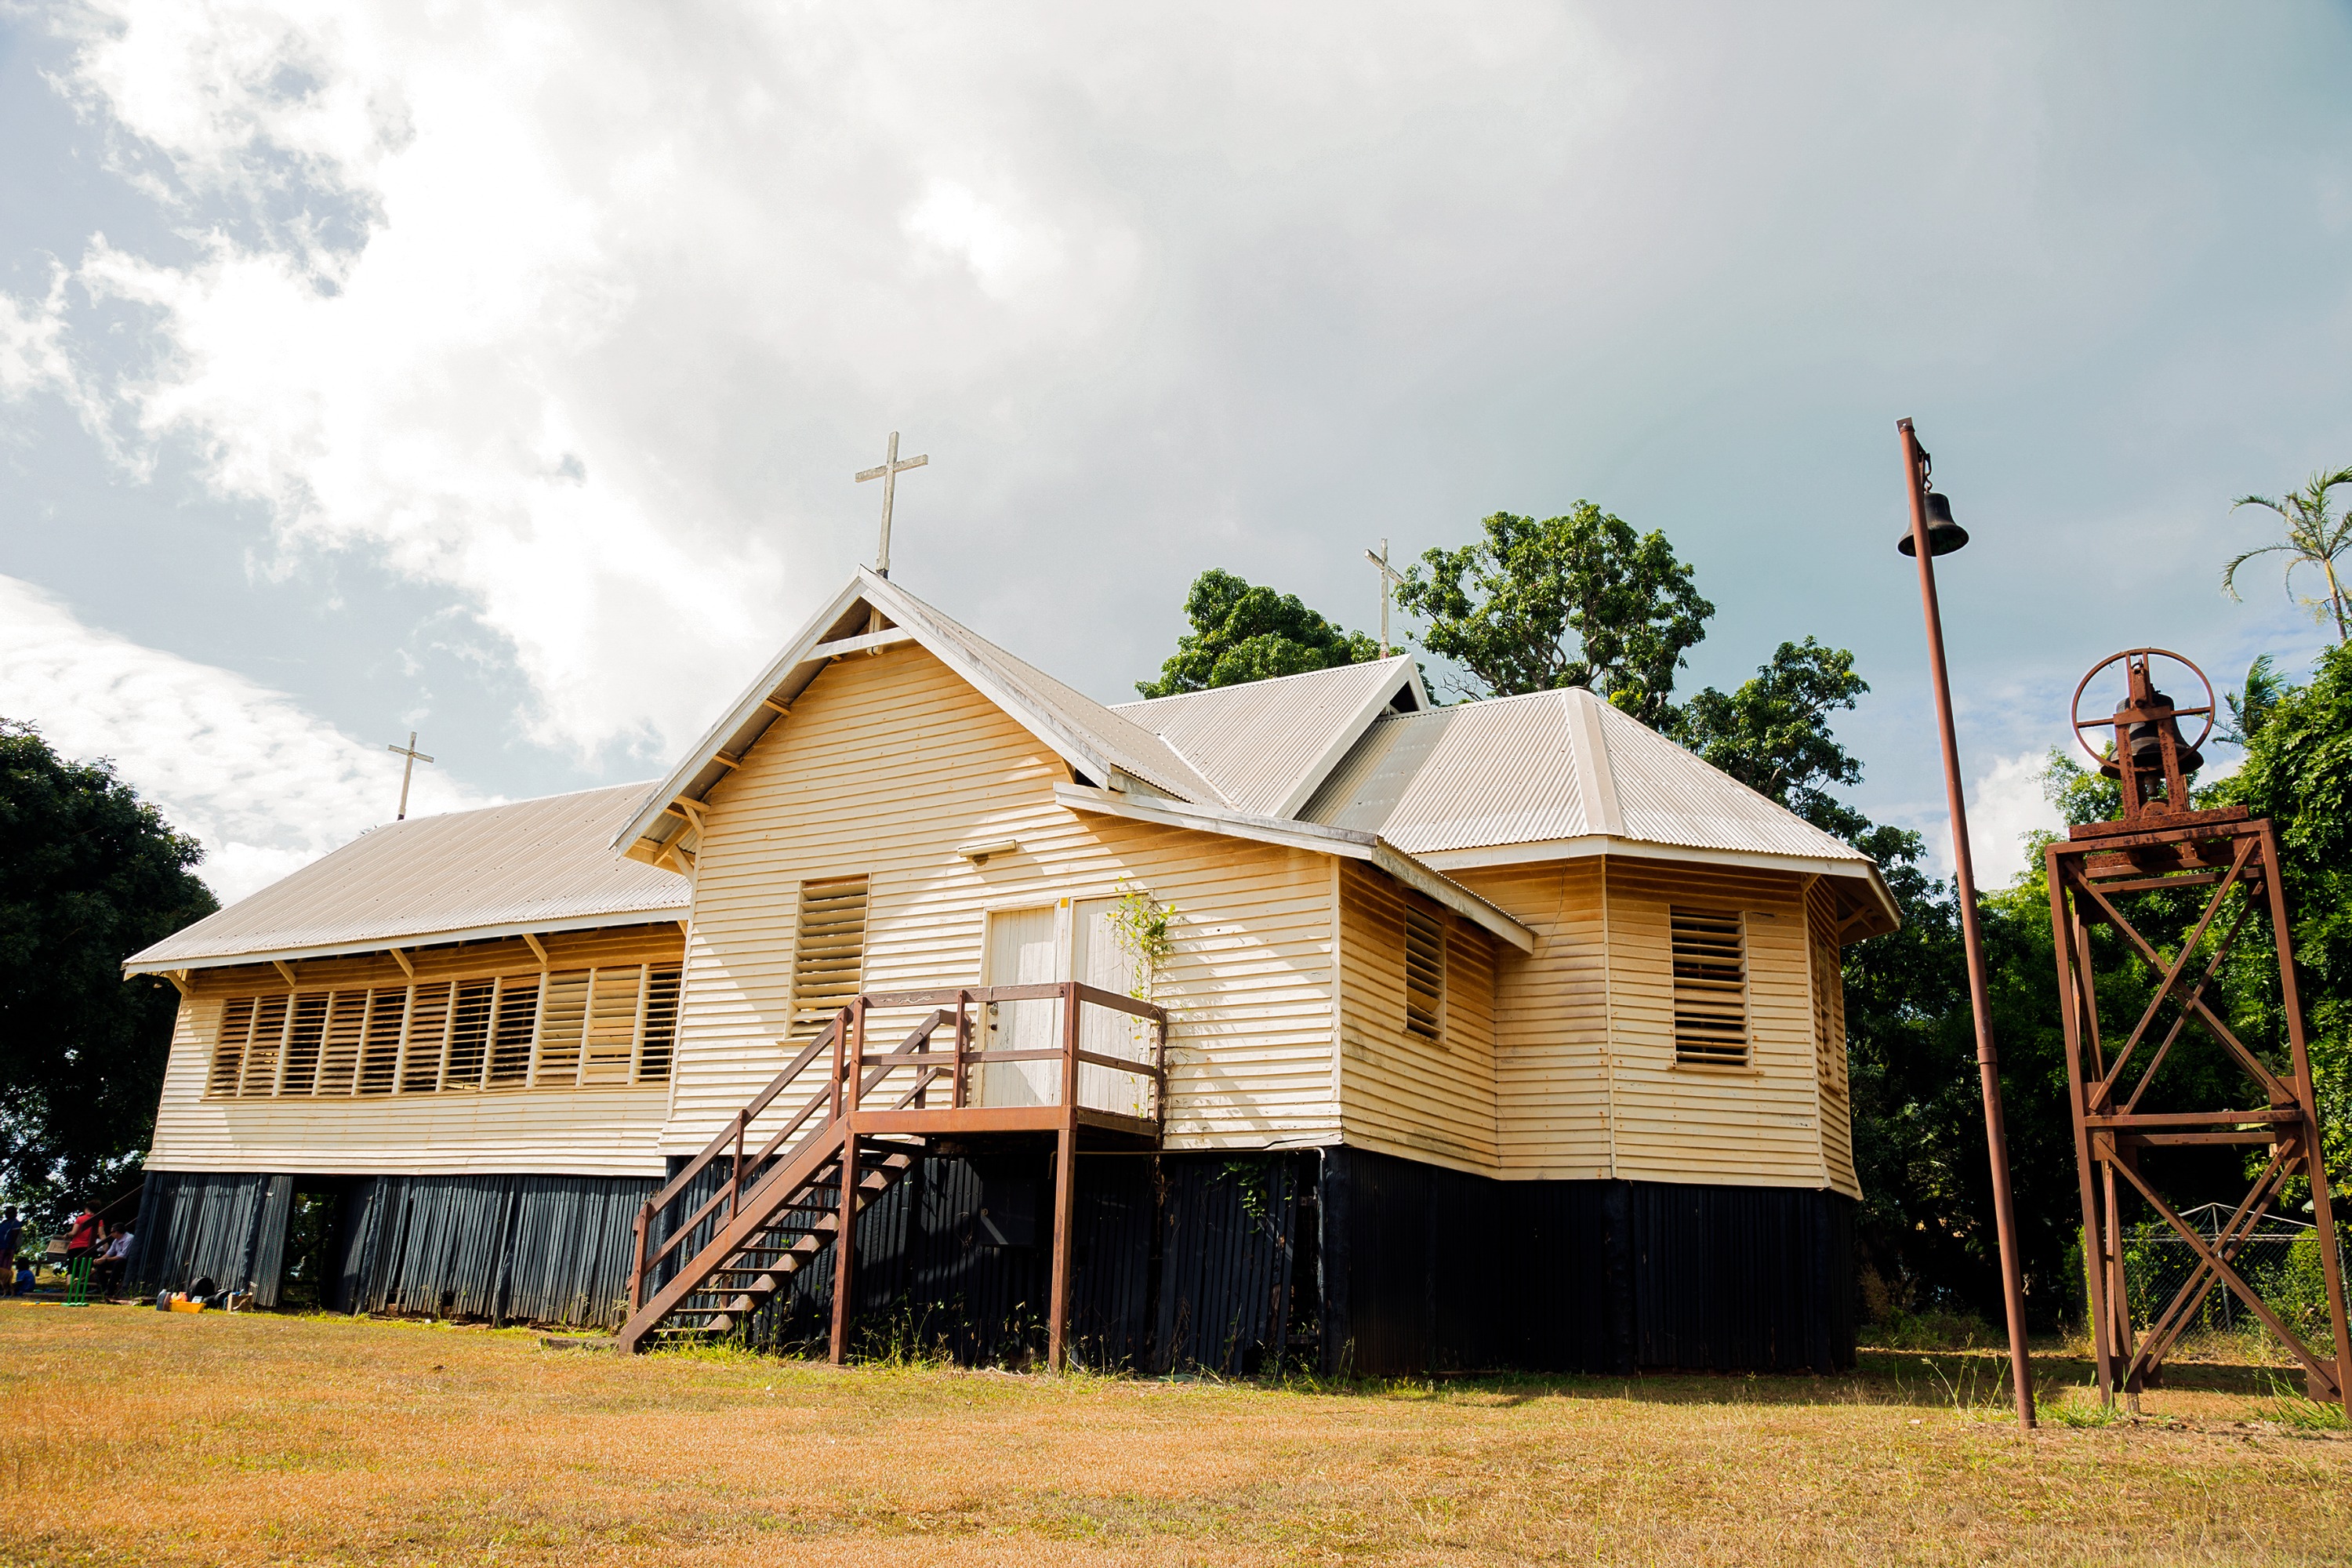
616, 570, 1229, 862
1112, 657, 1425, 816
615, 569, 1895, 935
125, 785, 688, 975
1301, 685, 1898, 931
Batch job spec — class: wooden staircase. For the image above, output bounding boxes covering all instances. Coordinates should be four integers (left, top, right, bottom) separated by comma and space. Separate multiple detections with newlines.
616, 983, 1167, 1362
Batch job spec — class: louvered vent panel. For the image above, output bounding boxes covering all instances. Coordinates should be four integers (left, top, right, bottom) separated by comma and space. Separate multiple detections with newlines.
358, 988, 406, 1094
791, 877, 869, 1040
1403, 904, 1446, 1043
209, 996, 252, 1098
582, 967, 641, 1085
282, 991, 330, 1094
637, 967, 681, 1082
404, 982, 453, 1092
316, 989, 368, 1095
1671, 906, 1748, 1066
535, 971, 591, 1087
243, 993, 288, 1096
488, 977, 541, 1086
1812, 935, 1847, 1101
445, 980, 495, 1088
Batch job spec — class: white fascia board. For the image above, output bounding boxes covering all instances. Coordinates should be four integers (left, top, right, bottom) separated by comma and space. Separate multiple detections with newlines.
121, 906, 691, 976
1268, 657, 1424, 820
1416, 834, 1901, 935
612, 575, 877, 851
1053, 782, 1536, 953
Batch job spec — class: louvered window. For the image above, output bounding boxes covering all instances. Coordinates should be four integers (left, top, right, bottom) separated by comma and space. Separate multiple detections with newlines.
488, 977, 540, 1086
637, 966, 682, 1083
582, 967, 642, 1085
445, 980, 496, 1087
316, 989, 368, 1095
1403, 904, 1446, 1044
403, 982, 452, 1092
209, 996, 253, 1097
535, 971, 592, 1087
243, 994, 288, 1096
282, 991, 330, 1094
792, 877, 869, 1040
1671, 907, 1748, 1066
204, 960, 684, 1098
358, 988, 406, 1094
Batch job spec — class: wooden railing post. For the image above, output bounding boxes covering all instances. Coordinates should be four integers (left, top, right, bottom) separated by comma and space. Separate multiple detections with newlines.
725, 1110, 746, 1225
1048, 982, 1081, 1372
627, 1201, 651, 1316
953, 989, 970, 1109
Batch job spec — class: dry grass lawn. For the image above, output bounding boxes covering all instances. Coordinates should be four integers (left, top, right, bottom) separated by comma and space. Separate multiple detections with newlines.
5, 1300, 2348, 1566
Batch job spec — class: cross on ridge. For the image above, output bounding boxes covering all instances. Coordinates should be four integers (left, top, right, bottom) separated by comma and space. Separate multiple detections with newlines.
856, 431, 930, 578
385, 731, 434, 821
1363, 538, 1406, 657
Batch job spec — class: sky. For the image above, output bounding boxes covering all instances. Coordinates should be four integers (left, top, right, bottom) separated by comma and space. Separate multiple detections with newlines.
3, 1, 2349, 906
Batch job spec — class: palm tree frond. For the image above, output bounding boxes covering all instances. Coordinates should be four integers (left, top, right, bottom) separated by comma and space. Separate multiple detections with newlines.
2220, 543, 2289, 599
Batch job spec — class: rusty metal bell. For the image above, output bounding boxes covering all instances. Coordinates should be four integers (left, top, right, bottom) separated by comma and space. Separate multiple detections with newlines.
2099, 685, 2205, 780
1897, 491, 1969, 557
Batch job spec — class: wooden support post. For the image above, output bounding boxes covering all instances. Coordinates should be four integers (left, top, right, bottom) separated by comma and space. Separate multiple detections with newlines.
1047, 982, 1080, 1372
830, 997, 867, 1367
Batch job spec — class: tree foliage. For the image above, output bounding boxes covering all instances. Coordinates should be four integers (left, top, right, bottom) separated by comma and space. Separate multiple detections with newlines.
1392, 505, 1713, 724
1135, 569, 1381, 699
0, 720, 216, 1221
1674, 639, 1874, 842
2225, 466, 2352, 642
2216, 641, 2352, 1182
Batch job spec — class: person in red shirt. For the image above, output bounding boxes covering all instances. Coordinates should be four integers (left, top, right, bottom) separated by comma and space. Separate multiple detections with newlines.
64, 1209, 100, 1262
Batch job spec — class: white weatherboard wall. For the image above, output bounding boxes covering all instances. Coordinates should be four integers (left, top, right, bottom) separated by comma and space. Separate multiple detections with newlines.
665, 642, 1342, 1156
148, 926, 684, 1177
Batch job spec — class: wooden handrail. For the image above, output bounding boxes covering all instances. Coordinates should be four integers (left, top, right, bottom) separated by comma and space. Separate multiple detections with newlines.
625, 982, 1174, 1345
636, 1008, 958, 1277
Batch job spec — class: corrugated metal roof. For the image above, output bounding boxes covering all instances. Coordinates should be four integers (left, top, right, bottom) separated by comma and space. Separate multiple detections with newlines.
1589, 699, 1873, 863
1113, 657, 1420, 815
128, 784, 689, 971
1301, 684, 1872, 866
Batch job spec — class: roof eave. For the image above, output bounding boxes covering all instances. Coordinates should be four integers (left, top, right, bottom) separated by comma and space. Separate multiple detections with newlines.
122, 904, 692, 977
1413, 833, 1903, 938
1051, 782, 1537, 953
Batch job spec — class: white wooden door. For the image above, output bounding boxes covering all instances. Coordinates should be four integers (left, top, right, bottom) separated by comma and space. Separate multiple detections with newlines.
982, 906, 1059, 1106
1070, 898, 1152, 1118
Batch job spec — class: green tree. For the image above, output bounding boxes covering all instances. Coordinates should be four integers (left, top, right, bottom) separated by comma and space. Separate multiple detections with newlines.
0, 720, 216, 1220
1392, 504, 1713, 724
1674, 638, 1873, 841
2216, 643, 2352, 1185
1135, 569, 1381, 699
2226, 467, 2352, 642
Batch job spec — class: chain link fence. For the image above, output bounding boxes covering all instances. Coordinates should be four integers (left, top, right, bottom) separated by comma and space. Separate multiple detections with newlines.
2122, 1203, 2350, 1363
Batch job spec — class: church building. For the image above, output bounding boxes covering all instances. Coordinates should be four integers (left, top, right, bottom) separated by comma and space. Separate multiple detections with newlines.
124, 568, 1894, 1375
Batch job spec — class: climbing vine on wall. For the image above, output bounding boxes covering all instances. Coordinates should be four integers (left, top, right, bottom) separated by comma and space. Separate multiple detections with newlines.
1107, 885, 1178, 1002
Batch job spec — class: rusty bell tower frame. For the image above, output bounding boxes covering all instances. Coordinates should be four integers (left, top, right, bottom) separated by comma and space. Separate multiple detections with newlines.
2045, 648, 2350, 1412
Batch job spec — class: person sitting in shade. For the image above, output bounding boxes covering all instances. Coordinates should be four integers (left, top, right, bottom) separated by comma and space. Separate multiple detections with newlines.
92, 1227, 133, 1298
10, 1258, 32, 1296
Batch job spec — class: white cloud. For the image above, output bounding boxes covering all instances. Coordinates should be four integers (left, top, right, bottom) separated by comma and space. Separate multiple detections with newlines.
0, 575, 499, 903
1915, 750, 2063, 889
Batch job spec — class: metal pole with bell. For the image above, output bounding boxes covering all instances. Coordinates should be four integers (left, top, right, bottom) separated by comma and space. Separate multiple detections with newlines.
1896, 417, 2036, 1432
